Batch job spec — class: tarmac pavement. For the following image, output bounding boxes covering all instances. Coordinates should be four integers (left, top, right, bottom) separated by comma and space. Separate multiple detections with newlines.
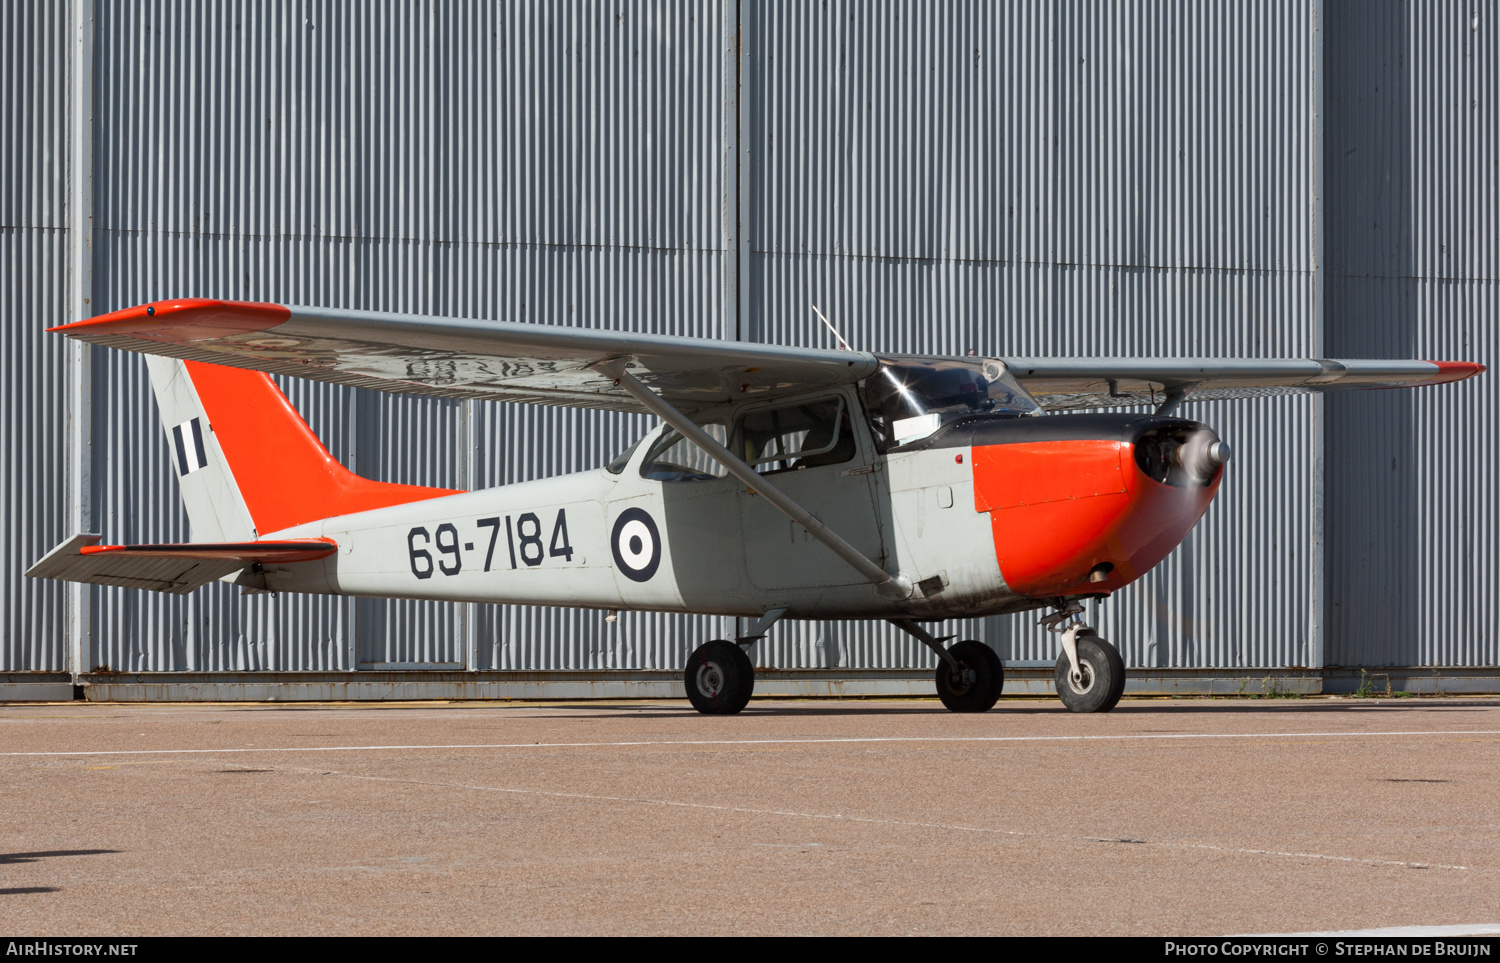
1, 696, 1497, 936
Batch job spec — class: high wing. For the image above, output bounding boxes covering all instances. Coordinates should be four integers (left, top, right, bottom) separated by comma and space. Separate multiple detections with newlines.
1005, 357, 1483, 411
50, 299, 878, 414
50, 300, 1482, 413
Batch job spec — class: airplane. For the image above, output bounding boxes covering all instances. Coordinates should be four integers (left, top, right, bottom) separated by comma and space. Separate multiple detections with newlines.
28, 298, 1484, 714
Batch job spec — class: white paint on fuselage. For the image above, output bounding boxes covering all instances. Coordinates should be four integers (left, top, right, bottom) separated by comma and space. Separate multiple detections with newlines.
255, 426, 1023, 620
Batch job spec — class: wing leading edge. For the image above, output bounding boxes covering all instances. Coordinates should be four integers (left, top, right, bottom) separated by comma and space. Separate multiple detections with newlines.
1005, 357, 1484, 411
49, 300, 1483, 414
50, 299, 878, 415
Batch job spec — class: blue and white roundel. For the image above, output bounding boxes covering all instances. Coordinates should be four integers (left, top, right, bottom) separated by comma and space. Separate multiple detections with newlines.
611, 508, 661, 582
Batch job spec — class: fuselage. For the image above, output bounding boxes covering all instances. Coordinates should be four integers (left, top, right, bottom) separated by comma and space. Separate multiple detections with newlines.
253, 386, 1224, 622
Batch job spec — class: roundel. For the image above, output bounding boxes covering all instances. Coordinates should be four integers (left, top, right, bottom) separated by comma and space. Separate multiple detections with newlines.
611, 507, 662, 582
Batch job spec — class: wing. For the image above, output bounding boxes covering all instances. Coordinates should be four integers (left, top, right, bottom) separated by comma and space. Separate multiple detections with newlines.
1005, 358, 1485, 411
50, 299, 878, 414
50, 300, 1482, 415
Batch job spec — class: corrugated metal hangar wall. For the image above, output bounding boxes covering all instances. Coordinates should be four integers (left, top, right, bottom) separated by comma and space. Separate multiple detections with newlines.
2, 1, 1495, 694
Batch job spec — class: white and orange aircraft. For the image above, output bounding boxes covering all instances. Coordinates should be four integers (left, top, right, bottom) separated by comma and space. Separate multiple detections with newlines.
29, 299, 1484, 714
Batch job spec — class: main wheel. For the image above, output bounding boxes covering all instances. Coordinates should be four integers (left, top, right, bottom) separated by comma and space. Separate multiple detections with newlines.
1055, 632, 1126, 713
684, 640, 755, 715
934, 640, 1004, 713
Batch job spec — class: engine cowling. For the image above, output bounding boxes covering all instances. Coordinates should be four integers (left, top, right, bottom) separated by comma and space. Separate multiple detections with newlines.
966, 416, 1227, 597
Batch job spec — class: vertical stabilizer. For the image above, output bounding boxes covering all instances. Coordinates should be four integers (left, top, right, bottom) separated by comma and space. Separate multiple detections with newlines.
145, 357, 460, 540
146, 356, 259, 541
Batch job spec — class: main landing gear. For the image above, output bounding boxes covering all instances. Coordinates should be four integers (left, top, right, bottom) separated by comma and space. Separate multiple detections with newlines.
891, 619, 1005, 712
685, 639, 755, 715
683, 606, 1123, 715
683, 609, 786, 715
1042, 602, 1126, 713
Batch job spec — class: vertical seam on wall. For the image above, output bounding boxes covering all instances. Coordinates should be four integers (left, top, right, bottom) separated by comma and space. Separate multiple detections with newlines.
66, 0, 95, 683
1309, 0, 1327, 672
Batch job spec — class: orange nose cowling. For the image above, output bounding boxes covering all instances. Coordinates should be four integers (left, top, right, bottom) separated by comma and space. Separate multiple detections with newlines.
972, 439, 1221, 597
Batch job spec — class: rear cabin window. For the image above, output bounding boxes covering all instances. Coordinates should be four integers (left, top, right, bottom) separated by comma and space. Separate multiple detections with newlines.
639, 424, 728, 482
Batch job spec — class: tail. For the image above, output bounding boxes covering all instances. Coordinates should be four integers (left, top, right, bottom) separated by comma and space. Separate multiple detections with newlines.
145, 357, 460, 540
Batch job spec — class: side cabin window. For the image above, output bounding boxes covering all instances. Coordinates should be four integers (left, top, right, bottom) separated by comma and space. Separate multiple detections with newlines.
734, 397, 857, 475
639, 423, 728, 482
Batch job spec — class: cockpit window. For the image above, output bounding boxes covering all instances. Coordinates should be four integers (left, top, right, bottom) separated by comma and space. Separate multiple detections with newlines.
639, 423, 729, 482
862, 358, 1041, 447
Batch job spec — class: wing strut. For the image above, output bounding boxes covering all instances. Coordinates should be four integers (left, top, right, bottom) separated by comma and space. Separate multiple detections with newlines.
608, 366, 914, 601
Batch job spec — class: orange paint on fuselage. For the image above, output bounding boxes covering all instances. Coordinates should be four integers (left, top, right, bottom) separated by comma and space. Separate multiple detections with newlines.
972, 439, 1220, 597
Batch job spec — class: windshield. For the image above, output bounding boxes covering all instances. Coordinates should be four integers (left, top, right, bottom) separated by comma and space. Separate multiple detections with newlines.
862, 358, 1041, 447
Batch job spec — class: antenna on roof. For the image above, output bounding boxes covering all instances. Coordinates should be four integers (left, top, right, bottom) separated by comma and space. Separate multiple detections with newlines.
811, 304, 852, 352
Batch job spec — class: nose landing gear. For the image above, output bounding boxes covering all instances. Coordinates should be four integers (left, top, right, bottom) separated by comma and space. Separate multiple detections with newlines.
1042, 602, 1126, 713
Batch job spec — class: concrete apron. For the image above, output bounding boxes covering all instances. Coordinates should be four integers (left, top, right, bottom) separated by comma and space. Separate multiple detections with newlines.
4, 667, 1500, 702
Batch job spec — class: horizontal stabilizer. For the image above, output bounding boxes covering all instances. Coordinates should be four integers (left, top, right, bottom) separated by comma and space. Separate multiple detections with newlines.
26, 534, 337, 595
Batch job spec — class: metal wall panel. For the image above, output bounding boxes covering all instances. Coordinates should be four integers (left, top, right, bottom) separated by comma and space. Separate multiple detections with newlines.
741, 0, 1321, 669
0, 1, 70, 671
1326, 0, 1498, 667
93, 0, 720, 249
8, 0, 1495, 679
744, 1, 1314, 271
83, 0, 726, 672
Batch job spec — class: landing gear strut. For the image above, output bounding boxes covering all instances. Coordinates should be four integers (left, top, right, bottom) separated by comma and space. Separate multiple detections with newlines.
1042, 602, 1126, 713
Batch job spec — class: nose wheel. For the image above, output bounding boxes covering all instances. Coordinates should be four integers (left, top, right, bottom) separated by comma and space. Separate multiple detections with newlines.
1054, 628, 1126, 713
684, 639, 755, 715
1040, 603, 1126, 712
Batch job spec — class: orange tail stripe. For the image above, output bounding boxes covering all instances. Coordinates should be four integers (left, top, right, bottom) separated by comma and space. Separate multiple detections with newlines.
184, 360, 460, 535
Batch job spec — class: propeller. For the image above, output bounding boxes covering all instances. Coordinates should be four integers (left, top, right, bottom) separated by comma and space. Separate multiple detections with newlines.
1176, 428, 1232, 486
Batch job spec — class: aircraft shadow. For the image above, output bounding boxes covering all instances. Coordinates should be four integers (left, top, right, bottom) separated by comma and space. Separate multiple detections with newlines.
519, 698, 1500, 720
0, 849, 120, 865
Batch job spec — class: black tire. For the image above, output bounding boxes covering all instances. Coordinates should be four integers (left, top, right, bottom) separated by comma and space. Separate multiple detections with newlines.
684, 640, 755, 715
934, 640, 1004, 713
1055, 632, 1126, 713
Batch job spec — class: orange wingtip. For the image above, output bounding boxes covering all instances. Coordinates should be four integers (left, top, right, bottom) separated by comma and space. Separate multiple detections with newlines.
1419, 361, 1487, 385
48, 299, 290, 343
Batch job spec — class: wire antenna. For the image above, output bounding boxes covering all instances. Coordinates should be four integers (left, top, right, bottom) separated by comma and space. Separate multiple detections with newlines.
811, 304, 852, 351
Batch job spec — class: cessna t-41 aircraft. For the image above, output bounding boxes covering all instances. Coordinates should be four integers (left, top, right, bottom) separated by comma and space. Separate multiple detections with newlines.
30, 299, 1484, 714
